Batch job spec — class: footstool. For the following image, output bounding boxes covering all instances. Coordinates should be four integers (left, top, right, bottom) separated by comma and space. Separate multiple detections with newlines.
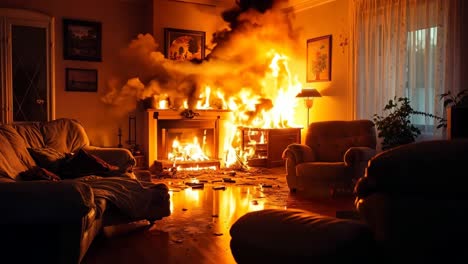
230, 208, 378, 263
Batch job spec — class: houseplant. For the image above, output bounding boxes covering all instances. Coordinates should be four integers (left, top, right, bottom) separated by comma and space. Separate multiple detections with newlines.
439, 89, 468, 138
373, 97, 444, 150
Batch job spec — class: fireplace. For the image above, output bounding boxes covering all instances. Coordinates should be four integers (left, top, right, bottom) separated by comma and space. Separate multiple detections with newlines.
143, 109, 232, 170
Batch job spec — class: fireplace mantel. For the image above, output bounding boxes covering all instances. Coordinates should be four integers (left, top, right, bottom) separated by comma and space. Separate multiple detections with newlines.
148, 109, 231, 120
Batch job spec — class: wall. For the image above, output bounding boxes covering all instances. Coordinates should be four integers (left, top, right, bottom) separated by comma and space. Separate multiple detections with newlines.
152, 0, 351, 145
0, 0, 152, 147
153, 0, 228, 52
293, 0, 351, 128
0, 0, 351, 149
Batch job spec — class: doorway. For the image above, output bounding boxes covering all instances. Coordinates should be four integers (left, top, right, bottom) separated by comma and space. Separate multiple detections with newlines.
0, 8, 55, 123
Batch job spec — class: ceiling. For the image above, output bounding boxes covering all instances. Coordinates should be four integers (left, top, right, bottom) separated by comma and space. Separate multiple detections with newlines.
118, 0, 336, 11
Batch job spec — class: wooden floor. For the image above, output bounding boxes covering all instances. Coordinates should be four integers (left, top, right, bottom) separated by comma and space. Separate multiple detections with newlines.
82, 167, 355, 264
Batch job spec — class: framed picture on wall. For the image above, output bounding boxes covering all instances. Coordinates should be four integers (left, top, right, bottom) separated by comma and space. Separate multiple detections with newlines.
63, 19, 102, 61
65, 68, 98, 92
164, 28, 205, 61
306, 35, 332, 82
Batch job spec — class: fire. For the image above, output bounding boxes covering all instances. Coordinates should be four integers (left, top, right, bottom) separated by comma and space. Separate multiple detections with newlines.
102, 0, 307, 171
162, 51, 302, 169
168, 136, 209, 162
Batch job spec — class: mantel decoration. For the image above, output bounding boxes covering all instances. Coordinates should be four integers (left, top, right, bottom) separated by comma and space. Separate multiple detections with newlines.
63, 19, 102, 61
164, 28, 206, 61
307, 35, 332, 82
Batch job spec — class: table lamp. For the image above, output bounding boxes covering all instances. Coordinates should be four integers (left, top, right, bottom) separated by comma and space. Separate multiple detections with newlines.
296, 88, 322, 125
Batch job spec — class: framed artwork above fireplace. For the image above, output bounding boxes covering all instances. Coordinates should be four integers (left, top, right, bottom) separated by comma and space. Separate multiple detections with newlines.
164, 27, 205, 61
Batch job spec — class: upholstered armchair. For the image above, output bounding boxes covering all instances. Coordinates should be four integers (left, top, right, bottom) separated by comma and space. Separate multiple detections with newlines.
282, 120, 377, 197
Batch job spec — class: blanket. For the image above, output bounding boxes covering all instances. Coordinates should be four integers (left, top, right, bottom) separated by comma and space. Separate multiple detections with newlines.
78, 176, 170, 221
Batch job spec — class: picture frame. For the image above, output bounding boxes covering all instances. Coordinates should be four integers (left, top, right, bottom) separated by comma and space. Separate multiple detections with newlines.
164, 28, 205, 61
307, 35, 332, 82
63, 19, 102, 61
65, 68, 98, 92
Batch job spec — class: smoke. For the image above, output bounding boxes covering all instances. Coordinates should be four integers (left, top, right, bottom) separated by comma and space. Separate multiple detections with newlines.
101, 0, 300, 115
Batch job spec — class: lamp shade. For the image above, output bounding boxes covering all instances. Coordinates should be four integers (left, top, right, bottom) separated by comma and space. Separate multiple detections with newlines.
296, 89, 322, 98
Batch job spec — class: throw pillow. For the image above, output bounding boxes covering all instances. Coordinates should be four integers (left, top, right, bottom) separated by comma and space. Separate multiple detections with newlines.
59, 148, 120, 179
19, 166, 61, 181
27, 147, 67, 174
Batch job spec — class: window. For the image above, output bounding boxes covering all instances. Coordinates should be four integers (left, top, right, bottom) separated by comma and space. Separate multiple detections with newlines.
351, 0, 459, 140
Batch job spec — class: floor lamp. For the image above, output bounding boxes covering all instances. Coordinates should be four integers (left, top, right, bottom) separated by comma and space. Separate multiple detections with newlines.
296, 89, 322, 125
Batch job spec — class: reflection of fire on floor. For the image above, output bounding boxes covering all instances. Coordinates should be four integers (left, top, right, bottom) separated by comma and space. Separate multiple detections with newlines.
158, 167, 286, 192
147, 166, 289, 250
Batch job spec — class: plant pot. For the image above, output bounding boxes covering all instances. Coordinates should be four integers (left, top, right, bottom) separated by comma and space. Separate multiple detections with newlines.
447, 106, 468, 139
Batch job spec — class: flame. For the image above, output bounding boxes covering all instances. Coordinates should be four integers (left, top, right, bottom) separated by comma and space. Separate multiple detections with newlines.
158, 51, 302, 169
168, 136, 209, 162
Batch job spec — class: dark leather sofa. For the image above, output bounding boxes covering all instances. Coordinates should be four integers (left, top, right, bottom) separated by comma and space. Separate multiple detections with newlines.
355, 138, 468, 263
0, 118, 171, 263
231, 139, 468, 263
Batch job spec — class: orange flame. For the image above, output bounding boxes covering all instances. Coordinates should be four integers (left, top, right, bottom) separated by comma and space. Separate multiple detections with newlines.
159, 51, 302, 169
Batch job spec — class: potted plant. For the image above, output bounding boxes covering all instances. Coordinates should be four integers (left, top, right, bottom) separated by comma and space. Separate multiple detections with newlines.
439, 89, 468, 139
373, 97, 444, 150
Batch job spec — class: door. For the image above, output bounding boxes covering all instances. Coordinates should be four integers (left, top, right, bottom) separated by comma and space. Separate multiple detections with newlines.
0, 8, 55, 123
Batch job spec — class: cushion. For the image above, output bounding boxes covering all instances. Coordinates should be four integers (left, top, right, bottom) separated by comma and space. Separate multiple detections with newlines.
28, 147, 68, 173
19, 166, 61, 181
230, 209, 376, 263
59, 148, 120, 179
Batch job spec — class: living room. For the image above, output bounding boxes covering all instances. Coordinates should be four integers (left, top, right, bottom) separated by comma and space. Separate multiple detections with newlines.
1, 0, 468, 263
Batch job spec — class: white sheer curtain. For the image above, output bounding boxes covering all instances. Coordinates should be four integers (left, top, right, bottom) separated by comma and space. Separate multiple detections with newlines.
350, 0, 460, 139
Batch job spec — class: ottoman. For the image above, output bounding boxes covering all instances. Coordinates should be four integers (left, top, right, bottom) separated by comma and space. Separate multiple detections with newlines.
230, 208, 378, 263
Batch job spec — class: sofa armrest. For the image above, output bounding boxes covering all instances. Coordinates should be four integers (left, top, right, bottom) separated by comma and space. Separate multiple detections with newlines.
355, 193, 389, 242
0, 180, 95, 224
84, 146, 136, 173
282, 143, 316, 164
344, 147, 376, 166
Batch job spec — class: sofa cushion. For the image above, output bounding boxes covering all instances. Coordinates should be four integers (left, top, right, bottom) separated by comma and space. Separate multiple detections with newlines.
19, 166, 61, 181
12, 122, 44, 148
60, 148, 120, 179
28, 147, 68, 174
0, 125, 37, 180
41, 118, 90, 154
305, 120, 377, 162
230, 208, 377, 263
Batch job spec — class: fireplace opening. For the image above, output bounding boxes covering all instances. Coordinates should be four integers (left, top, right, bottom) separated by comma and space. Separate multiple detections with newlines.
159, 119, 219, 170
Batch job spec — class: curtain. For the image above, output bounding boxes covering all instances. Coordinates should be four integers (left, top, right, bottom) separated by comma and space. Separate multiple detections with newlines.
350, 0, 460, 139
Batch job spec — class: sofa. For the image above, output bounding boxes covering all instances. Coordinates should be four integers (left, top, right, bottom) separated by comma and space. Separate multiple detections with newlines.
0, 118, 171, 264
231, 139, 468, 263
354, 138, 468, 263
282, 120, 377, 197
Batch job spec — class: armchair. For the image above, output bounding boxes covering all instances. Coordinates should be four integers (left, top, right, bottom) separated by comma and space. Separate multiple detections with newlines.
282, 120, 377, 197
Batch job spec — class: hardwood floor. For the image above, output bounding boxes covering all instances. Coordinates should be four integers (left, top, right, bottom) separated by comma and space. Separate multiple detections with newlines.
82, 167, 355, 264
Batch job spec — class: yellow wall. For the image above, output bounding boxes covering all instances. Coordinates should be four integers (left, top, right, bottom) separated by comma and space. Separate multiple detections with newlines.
0, 0, 152, 147
152, 0, 351, 144
153, 0, 228, 50
0, 0, 351, 147
293, 0, 351, 123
